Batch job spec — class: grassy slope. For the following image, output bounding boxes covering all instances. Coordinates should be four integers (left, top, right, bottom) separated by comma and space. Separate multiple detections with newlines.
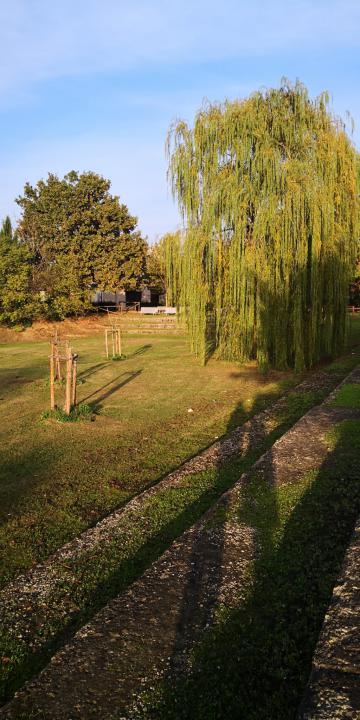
0, 385, 331, 702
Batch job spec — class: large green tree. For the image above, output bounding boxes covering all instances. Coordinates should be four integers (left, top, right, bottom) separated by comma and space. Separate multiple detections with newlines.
16, 171, 147, 318
167, 81, 359, 370
145, 241, 166, 294
145, 231, 182, 303
0, 216, 38, 325
349, 260, 360, 307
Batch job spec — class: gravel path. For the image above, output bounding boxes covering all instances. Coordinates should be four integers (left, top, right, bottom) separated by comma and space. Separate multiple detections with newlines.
298, 518, 360, 719
1, 368, 358, 719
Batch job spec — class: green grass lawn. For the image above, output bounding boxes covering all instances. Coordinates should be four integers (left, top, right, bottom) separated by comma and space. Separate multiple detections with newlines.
331, 382, 360, 408
0, 330, 298, 586
130, 421, 360, 720
0, 316, 359, 709
0, 317, 359, 588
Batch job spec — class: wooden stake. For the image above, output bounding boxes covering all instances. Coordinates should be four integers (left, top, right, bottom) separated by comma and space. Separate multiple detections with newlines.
53, 330, 61, 381
117, 328, 122, 356
71, 354, 78, 408
64, 345, 72, 415
112, 328, 115, 357
105, 329, 109, 359
50, 342, 55, 411
56, 346, 61, 382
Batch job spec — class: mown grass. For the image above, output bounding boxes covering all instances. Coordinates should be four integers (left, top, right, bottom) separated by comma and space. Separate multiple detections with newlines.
0, 315, 359, 708
331, 382, 360, 408
0, 385, 336, 703
132, 419, 360, 720
8, 315, 360, 588
0, 333, 298, 586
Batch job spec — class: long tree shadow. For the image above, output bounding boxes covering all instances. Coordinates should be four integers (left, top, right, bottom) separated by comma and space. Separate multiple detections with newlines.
2, 374, 359, 710
77, 362, 109, 381
130, 344, 152, 357
166, 519, 226, 677
150, 417, 360, 720
0, 480, 221, 704
165, 404, 274, 679
0, 391, 277, 705
81, 370, 142, 407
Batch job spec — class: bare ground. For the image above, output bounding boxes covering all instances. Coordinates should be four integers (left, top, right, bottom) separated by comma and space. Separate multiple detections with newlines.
0, 314, 179, 344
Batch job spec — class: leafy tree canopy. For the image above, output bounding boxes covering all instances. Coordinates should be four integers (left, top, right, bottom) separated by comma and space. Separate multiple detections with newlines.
0, 216, 38, 325
349, 260, 360, 307
145, 231, 182, 303
16, 171, 147, 318
167, 80, 359, 370
145, 242, 166, 294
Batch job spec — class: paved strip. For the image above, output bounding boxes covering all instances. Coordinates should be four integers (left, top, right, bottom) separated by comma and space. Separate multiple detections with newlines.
1, 369, 359, 719
298, 518, 360, 720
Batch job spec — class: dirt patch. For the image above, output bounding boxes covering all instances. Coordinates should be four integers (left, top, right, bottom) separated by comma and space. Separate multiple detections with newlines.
0, 316, 105, 343
0, 314, 180, 344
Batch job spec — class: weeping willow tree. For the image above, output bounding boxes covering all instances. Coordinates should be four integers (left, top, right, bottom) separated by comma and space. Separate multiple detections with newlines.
167, 80, 359, 370
158, 231, 183, 306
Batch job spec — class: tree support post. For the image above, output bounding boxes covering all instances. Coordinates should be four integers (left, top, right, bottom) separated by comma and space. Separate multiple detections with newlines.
111, 327, 116, 358
105, 326, 122, 358
64, 343, 72, 415
50, 342, 55, 411
71, 354, 78, 408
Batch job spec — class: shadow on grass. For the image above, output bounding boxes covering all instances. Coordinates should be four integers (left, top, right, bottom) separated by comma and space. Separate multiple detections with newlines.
0, 361, 47, 396
145, 418, 360, 720
0, 472, 234, 705
81, 369, 142, 407
77, 362, 109, 381
0, 399, 292, 705
131, 344, 153, 357
0, 370, 358, 712
0, 444, 63, 530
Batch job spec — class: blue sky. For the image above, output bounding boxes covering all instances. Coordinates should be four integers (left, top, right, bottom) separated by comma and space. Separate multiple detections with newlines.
0, 0, 359, 242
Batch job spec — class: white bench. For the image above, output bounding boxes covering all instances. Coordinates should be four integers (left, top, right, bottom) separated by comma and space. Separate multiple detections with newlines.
140, 306, 177, 315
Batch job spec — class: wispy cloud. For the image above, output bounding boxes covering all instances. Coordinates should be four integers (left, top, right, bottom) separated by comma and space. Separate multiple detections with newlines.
0, 1, 358, 240
0, 0, 359, 104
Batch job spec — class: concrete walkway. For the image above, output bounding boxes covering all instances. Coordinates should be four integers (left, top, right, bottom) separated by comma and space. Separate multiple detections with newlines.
299, 518, 360, 719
